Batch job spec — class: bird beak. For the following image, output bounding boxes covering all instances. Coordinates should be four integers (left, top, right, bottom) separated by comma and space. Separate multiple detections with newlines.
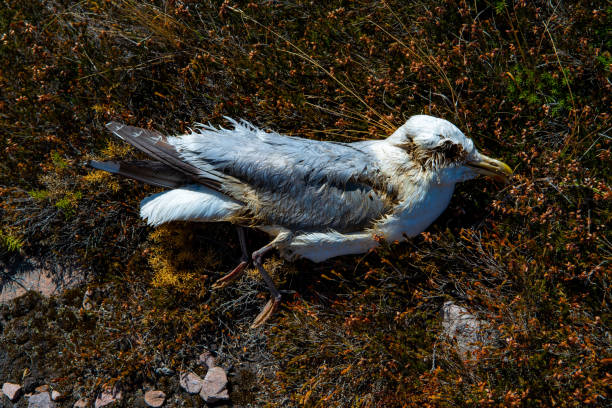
466, 154, 513, 183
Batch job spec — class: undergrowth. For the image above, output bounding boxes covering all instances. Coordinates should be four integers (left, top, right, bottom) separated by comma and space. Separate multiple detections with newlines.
0, 0, 610, 407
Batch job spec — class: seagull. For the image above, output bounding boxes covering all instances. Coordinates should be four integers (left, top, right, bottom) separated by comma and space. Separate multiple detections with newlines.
88, 115, 512, 327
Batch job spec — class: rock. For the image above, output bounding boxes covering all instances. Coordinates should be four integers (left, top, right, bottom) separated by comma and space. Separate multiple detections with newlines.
51, 390, 62, 401
201, 386, 229, 404
442, 301, 490, 359
94, 386, 122, 408
2, 382, 23, 401
179, 372, 202, 394
198, 351, 216, 368
0, 257, 85, 304
34, 385, 50, 393
200, 366, 229, 403
143, 390, 165, 407
73, 398, 89, 407
28, 392, 55, 408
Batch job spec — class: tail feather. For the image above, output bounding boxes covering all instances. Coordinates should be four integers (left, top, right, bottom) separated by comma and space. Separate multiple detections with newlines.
104, 122, 225, 191
88, 160, 190, 188
140, 185, 243, 226
91, 122, 252, 227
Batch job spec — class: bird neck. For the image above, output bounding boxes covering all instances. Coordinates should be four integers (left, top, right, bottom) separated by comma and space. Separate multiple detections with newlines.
377, 179, 455, 241
397, 171, 455, 209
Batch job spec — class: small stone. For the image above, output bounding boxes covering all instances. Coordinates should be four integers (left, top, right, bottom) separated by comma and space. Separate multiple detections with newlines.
94, 386, 122, 408
73, 398, 89, 407
199, 366, 229, 403
35, 385, 50, 393
144, 390, 166, 407
2, 382, 22, 401
179, 372, 202, 394
51, 390, 62, 401
442, 301, 494, 360
198, 351, 216, 368
28, 392, 55, 408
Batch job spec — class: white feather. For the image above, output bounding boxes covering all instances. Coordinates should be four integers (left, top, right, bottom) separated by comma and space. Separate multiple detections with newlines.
140, 185, 242, 226
280, 231, 377, 263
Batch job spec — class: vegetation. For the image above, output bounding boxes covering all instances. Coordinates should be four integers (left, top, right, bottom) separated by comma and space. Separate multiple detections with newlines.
0, 0, 609, 406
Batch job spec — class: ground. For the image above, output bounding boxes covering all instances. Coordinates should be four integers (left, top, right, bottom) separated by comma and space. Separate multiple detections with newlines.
0, 1, 610, 407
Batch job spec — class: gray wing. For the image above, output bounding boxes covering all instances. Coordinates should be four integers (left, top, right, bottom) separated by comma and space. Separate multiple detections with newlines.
169, 119, 396, 232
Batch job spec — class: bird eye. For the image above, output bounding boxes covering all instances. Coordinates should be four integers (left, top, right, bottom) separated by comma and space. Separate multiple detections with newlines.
439, 141, 466, 162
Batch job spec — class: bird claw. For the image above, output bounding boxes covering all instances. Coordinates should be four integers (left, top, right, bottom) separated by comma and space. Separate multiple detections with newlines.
251, 297, 281, 328
212, 261, 248, 289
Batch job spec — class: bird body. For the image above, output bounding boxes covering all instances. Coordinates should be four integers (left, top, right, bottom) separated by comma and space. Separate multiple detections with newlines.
91, 116, 511, 262
89, 115, 512, 326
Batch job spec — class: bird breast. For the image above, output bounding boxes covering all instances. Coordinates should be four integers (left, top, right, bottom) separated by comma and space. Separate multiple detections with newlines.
375, 181, 456, 241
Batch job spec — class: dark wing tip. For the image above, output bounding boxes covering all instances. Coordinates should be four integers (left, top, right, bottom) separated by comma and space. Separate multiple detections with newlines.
105, 121, 125, 133
87, 160, 120, 173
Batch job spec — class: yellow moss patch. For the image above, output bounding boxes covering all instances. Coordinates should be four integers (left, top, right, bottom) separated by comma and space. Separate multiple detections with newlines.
149, 253, 196, 288
83, 170, 120, 193
101, 140, 133, 159
147, 224, 221, 292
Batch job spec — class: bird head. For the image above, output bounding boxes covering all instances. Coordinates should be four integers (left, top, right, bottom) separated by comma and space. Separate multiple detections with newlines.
387, 115, 512, 184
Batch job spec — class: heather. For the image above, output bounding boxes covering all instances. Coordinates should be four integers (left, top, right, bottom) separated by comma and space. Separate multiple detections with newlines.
0, 1, 610, 406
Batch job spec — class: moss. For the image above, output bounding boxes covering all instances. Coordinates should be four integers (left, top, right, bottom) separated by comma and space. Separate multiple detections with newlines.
27, 189, 49, 200
0, 229, 23, 253
54, 191, 82, 218
50, 150, 68, 169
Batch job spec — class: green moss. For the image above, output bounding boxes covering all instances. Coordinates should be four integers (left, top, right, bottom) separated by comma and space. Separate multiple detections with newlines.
54, 191, 82, 217
506, 64, 574, 116
0, 230, 22, 253
50, 150, 68, 169
27, 189, 49, 200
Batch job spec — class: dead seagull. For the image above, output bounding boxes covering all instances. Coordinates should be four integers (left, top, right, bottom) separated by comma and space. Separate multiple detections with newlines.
88, 115, 512, 327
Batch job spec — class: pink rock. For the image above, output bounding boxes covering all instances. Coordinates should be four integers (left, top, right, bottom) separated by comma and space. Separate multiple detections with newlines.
2, 382, 22, 401
94, 386, 121, 408
143, 390, 166, 407
201, 387, 229, 404
179, 372, 202, 394
73, 398, 89, 407
199, 367, 229, 403
0, 258, 85, 304
28, 392, 55, 408
51, 390, 62, 401
198, 351, 216, 368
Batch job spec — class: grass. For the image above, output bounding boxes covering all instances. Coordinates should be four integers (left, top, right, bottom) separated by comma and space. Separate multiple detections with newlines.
0, 0, 610, 407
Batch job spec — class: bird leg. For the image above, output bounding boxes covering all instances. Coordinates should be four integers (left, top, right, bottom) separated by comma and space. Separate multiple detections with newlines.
212, 227, 250, 289
250, 243, 282, 328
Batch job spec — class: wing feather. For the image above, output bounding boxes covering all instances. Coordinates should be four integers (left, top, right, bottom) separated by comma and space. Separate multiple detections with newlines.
105, 122, 225, 191
168, 119, 396, 232
88, 160, 190, 188
100, 120, 396, 232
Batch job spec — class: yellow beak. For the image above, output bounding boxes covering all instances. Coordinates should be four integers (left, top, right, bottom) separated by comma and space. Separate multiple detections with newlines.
467, 154, 513, 183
